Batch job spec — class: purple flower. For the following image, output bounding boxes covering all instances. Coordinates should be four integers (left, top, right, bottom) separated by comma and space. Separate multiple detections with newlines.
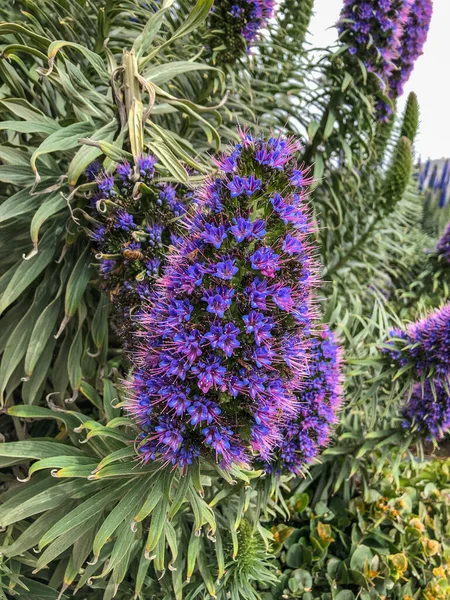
208, 0, 276, 63
85, 161, 101, 181
227, 175, 247, 198
272, 285, 294, 311
212, 258, 239, 280
192, 357, 227, 393
437, 224, 450, 264
100, 259, 116, 275
202, 286, 235, 318
199, 223, 228, 249
250, 247, 280, 277
388, 0, 433, 97
137, 154, 157, 178
115, 210, 135, 231
242, 311, 274, 346
126, 129, 323, 471
384, 304, 450, 379
97, 174, 115, 196
230, 217, 254, 243
282, 234, 303, 254
337, 0, 419, 119
116, 161, 132, 182
246, 277, 270, 309
267, 327, 342, 475
402, 380, 450, 441
187, 398, 221, 426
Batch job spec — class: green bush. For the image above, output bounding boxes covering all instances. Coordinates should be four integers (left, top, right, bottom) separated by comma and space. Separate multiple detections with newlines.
267, 459, 450, 600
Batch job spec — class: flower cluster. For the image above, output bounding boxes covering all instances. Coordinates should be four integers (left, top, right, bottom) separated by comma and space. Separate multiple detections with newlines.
127, 130, 331, 471
436, 223, 450, 263
208, 0, 275, 63
337, 0, 412, 98
337, 0, 432, 122
388, 0, 433, 97
267, 326, 343, 475
383, 304, 450, 378
402, 380, 450, 441
87, 156, 187, 342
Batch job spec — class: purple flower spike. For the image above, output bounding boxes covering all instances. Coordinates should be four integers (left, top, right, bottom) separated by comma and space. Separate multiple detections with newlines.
384, 304, 450, 379
402, 380, 450, 441
267, 326, 343, 475
436, 223, 450, 264
337, 0, 432, 120
126, 129, 332, 472
208, 0, 276, 63
86, 157, 187, 344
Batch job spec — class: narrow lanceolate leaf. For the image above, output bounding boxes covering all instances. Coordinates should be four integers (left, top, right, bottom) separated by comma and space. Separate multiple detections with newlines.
0, 479, 96, 526
30, 194, 67, 253
0, 506, 68, 557
0, 440, 89, 460
144, 61, 220, 86
44, 41, 109, 83
0, 301, 39, 403
64, 244, 92, 317
0, 188, 40, 224
35, 513, 101, 571
91, 296, 109, 349
68, 328, 83, 394
31, 121, 94, 187
7, 405, 86, 430
25, 296, 61, 376
80, 380, 103, 411
186, 527, 201, 580
142, 0, 214, 64
133, 0, 174, 56
0, 232, 57, 315
39, 483, 123, 549
145, 498, 168, 554
92, 478, 148, 557
67, 120, 117, 186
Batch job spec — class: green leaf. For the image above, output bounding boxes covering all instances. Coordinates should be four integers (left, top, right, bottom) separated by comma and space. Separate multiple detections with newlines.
35, 513, 101, 571
133, 1, 174, 56
91, 296, 109, 349
0, 479, 95, 526
350, 545, 374, 571
145, 497, 168, 554
44, 40, 108, 83
64, 244, 92, 317
142, 0, 214, 64
31, 121, 94, 186
67, 121, 117, 186
0, 233, 57, 315
0, 188, 40, 224
92, 478, 148, 557
30, 194, 67, 251
0, 439, 88, 460
323, 110, 336, 140
39, 483, 123, 549
145, 61, 220, 86
25, 296, 61, 376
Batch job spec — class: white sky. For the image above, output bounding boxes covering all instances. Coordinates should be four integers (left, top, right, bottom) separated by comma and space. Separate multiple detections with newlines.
307, 0, 450, 161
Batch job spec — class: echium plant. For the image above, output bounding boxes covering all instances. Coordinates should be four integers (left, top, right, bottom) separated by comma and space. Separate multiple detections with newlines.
208, 0, 276, 64
127, 129, 325, 471
383, 304, 450, 378
87, 155, 187, 342
402, 380, 450, 441
437, 223, 450, 264
269, 325, 343, 475
337, 0, 413, 120
388, 0, 433, 97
